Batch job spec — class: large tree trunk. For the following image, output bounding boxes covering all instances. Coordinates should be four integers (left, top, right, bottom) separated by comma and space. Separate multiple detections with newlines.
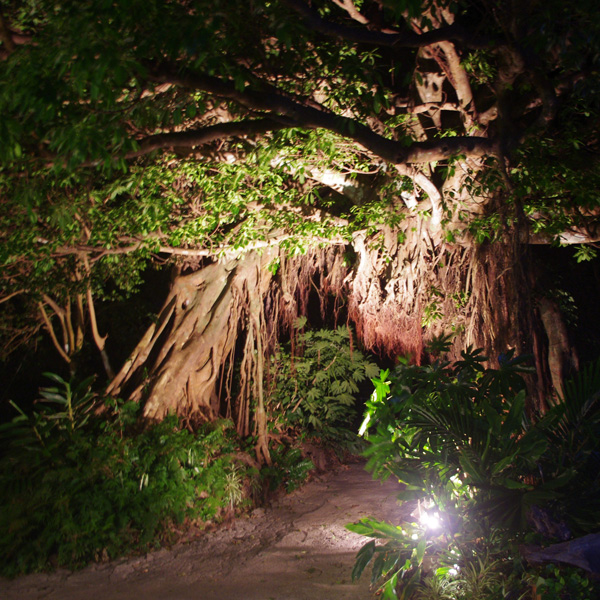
106, 246, 350, 462
107, 251, 277, 425
107, 212, 563, 453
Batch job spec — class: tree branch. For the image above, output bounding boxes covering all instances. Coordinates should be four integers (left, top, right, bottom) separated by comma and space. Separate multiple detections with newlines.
151, 66, 501, 164
405, 101, 460, 114
41, 294, 69, 351
281, 0, 492, 49
126, 118, 289, 160
331, 0, 369, 25
82, 257, 106, 352
38, 301, 71, 364
394, 164, 443, 229
45, 231, 352, 262
429, 41, 478, 130
0, 289, 24, 305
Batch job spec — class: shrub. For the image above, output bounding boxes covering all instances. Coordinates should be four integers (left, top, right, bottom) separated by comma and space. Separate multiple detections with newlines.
267, 325, 380, 440
0, 375, 249, 577
349, 349, 600, 599
261, 445, 314, 493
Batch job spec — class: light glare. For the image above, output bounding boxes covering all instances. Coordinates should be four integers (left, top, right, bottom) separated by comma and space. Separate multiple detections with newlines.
420, 511, 441, 530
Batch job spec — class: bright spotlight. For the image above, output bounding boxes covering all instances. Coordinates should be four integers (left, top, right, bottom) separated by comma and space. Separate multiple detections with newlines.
420, 511, 441, 531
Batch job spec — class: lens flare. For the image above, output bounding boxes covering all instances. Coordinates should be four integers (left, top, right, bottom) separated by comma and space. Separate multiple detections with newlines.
420, 511, 441, 530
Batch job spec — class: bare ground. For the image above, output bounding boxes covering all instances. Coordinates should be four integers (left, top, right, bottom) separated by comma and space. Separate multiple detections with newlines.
1, 461, 410, 600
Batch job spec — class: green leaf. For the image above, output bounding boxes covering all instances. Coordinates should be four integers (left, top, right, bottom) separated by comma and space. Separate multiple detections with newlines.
346, 519, 376, 536
490, 454, 515, 476
351, 540, 375, 581
499, 478, 533, 490
382, 574, 399, 600
42, 372, 68, 386
395, 488, 427, 502
414, 538, 426, 566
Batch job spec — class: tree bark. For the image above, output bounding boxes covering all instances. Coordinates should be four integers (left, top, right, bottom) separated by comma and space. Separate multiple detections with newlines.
538, 297, 579, 397
107, 215, 561, 447
107, 254, 270, 421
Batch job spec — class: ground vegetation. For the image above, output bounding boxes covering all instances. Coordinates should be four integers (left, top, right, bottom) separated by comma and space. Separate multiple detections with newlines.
351, 348, 600, 599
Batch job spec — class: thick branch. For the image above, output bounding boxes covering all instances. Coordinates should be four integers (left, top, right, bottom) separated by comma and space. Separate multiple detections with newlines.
152, 66, 501, 164
126, 118, 288, 160
41, 294, 69, 350
87, 283, 115, 379
522, 533, 600, 574
44, 229, 353, 261
282, 0, 492, 49
406, 101, 460, 114
394, 164, 442, 228
430, 41, 478, 130
65, 299, 76, 357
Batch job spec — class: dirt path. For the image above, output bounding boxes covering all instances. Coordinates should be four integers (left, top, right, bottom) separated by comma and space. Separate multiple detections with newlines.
1, 461, 409, 600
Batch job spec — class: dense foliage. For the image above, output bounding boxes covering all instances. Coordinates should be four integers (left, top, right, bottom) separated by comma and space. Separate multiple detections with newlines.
350, 348, 600, 599
268, 324, 380, 438
0, 373, 298, 577
0, 0, 599, 363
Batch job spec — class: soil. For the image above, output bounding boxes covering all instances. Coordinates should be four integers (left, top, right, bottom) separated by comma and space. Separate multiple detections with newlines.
1, 461, 410, 600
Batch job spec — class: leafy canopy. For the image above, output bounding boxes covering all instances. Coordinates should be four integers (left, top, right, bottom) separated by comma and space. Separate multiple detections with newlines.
1, 0, 599, 354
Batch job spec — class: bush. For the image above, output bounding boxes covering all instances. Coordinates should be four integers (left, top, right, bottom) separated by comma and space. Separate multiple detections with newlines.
267, 325, 380, 440
261, 445, 314, 493
0, 374, 250, 578
349, 349, 600, 599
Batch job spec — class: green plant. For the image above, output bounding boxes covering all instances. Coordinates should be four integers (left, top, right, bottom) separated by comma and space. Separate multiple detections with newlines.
261, 445, 314, 493
347, 518, 430, 600
0, 373, 97, 462
348, 513, 526, 600
539, 359, 600, 534
532, 564, 594, 599
416, 574, 460, 600
224, 464, 245, 510
421, 287, 445, 329
267, 325, 380, 439
36, 372, 98, 432
421, 300, 443, 328
349, 350, 600, 599
0, 382, 251, 578
360, 349, 581, 531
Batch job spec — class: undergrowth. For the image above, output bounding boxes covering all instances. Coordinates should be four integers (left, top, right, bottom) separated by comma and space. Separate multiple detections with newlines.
267, 324, 379, 443
261, 445, 315, 493
0, 374, 304, 578
350, 347, 600, 599
0, 325, 375, 578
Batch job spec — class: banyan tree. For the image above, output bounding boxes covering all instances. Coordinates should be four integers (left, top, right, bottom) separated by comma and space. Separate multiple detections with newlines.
1, 0, 599, 459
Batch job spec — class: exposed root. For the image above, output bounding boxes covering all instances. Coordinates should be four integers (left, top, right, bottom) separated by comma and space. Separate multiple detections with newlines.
107, 213, 550, 449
